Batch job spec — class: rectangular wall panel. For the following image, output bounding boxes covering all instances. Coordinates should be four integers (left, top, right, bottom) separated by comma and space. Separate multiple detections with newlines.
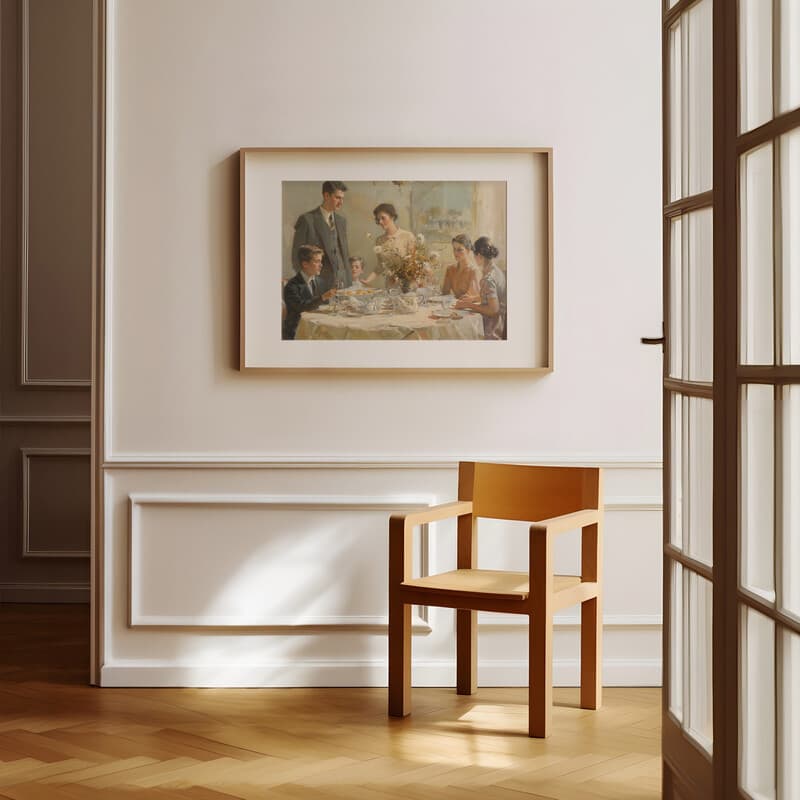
22, 449, 90, 557
0, 425, 90, 600
21, 0, 92, 385
129, 494, 432, 628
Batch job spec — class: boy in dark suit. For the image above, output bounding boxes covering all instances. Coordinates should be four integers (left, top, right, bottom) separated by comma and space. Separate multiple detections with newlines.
282, 245, 336, 340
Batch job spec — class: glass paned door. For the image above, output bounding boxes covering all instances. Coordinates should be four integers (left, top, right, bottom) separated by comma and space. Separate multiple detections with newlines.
737, 0, 800, 795
663, 1, 800, 796
662, 0, 715, 795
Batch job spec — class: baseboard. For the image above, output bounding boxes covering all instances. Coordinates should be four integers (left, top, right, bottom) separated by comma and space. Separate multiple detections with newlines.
101, 658, 662, 688
0, 582, 90, 603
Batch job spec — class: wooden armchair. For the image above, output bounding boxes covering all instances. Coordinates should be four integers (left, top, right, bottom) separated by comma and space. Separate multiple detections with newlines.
388, 461, 603, 738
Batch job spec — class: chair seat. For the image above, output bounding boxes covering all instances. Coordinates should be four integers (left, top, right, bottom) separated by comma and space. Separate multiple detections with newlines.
401, 569, 582, 601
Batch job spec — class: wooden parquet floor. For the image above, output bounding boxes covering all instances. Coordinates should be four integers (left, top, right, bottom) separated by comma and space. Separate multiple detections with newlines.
0, 605, 661, 799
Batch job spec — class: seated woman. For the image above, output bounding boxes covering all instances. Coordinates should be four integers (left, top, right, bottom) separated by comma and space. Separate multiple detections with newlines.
365, 203, 416, 288
441, 234, 480, 299
455, 236, 506, 339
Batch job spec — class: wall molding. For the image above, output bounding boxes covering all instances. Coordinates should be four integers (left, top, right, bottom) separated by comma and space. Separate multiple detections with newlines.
128, 492, 434, 630
129, 492, 437, 510
21, 447, 91, 557
128, 615, 432, 632
19, 0, 91, 388
0, 415, 91, 424
0, 582, 89, 603
605, 497, 662, 511
100, 657, 662, 688
104, 456, 663, 470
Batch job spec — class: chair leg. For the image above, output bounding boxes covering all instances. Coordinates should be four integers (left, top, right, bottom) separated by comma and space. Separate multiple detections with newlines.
456, 609, 477, 695
388, 599, 411, 717
529, 609, 552, 737
580, 597, 602, 710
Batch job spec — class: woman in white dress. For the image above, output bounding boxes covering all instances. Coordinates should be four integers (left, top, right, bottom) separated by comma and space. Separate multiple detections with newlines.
364, 203, 416, 288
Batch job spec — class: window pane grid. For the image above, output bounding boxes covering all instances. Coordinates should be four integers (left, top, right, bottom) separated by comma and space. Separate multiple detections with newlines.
740, 0, 774, 133
777, 0, 800, 117
670, 20, 684, 202
740, 143, 775, 365
778, 627, 800, 799
671, 393, 684, 549
686, 570, 713, 752
738, 588, 800, 637
782, 384, 800, 619
781, 128, 800, 363
669, 393, 713, 566
739, 379, 800, 624
669, 2, 713, 203
669, 210, 714, 382
670, 560, 684, 721
669, 560, 714, 751
741, 384, 776, 602
670, 218, 684, 379
740, 605, 776, 800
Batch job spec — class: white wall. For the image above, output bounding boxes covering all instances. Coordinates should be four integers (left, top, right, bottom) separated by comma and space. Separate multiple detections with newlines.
101, 0, 663, 687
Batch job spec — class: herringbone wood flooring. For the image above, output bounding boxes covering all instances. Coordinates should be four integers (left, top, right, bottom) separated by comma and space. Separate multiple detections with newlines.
0, 605, 660, 799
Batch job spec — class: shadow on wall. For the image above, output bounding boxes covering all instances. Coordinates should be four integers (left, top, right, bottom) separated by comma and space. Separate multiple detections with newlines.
208, 153, 240, 374
135, 504, 414, 686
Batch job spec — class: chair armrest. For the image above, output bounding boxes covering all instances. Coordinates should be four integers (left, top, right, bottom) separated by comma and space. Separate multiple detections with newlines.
390, 501, 473, 533
389, 501, 473, 585
530, 508, 601, 538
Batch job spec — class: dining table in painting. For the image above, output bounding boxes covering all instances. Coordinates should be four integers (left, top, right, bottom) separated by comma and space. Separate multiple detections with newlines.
294, 295, 484, 341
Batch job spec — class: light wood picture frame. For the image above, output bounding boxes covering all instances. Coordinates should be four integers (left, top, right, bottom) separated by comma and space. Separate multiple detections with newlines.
239, 147, 553, 372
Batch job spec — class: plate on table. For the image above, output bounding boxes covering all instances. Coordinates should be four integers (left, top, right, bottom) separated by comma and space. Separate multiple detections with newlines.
431, 309, 463, 320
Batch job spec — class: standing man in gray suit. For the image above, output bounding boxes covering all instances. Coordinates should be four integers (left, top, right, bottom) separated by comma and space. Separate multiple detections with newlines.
291, 181, 351, 293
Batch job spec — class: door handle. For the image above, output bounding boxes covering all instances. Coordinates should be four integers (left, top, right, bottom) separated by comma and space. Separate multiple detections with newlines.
641, 322, 665, 348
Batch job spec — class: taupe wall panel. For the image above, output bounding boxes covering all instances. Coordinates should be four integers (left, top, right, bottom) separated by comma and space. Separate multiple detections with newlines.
23, 450, 90, 556
0, 0, 91, 602
0, 425, 89, 587
23, 0, 92, 384
0, 0, 90, 414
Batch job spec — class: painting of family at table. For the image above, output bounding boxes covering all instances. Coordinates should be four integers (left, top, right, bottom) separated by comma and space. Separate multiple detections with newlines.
281, 180, 508, 342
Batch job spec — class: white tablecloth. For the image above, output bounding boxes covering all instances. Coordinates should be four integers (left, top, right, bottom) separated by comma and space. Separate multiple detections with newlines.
295, 307, 484, 340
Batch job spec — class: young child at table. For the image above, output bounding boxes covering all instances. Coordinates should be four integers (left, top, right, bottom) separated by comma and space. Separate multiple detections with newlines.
349, 256, 368, 288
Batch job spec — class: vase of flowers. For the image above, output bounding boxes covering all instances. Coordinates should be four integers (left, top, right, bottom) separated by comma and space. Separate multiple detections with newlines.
373, 233, 439, 294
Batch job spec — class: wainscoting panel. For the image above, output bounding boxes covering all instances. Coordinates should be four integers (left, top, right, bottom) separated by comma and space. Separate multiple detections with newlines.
128, 493, 432, 630
102, 463, 662, 688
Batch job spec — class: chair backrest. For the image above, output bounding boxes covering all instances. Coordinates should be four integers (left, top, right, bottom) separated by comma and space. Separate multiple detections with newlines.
458, 462, 601, 522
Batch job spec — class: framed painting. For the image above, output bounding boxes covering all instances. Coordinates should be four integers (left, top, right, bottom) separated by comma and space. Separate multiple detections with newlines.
239, 147, 552, 372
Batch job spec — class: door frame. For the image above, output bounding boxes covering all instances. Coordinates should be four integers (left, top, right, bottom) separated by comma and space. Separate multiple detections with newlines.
90, 0, 107, 687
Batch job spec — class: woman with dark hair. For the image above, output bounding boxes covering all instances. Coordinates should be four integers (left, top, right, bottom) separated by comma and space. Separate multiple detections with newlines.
455, 236, 506, 339
441, 234, 480, 299
365, 202, 417, 288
